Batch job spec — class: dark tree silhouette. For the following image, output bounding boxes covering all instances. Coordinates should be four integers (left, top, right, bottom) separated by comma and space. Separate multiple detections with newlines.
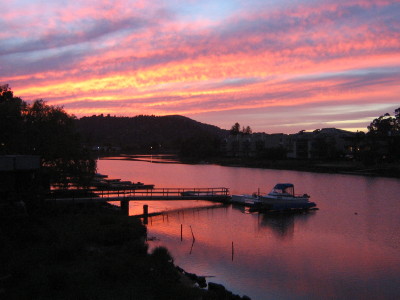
229, 122, 252, 135
243, 125, 252, 135
0, 84, 26, 153
230, 122, 241, 135
366, 107, 400, 162
25, 100, 95, 186
367, 109, 399, 136
0, 86, 96, 186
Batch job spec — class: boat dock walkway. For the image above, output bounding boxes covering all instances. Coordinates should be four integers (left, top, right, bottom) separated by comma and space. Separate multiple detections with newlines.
45, 187, 231, 203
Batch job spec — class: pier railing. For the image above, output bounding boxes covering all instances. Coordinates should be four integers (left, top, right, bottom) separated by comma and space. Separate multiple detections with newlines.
46, 187, 230, 202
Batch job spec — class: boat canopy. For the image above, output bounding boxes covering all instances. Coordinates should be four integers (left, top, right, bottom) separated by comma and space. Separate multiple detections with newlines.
271, 183, 295, 196
273, 183, 294, 190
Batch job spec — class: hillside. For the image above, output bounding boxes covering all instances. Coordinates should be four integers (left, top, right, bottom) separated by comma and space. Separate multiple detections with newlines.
75, 115, 228, 153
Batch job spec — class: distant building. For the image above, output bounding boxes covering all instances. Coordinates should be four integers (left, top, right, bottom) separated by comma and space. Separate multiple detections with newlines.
222, 133, 289, 157
91, 145, 121, 152
286, 128, 358, 159
222, 128, 359, 159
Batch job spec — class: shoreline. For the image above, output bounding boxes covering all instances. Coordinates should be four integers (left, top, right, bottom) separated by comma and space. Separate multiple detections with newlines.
101, 154, 400, 179
1, 202, 250, 300
206, 157, 400, 178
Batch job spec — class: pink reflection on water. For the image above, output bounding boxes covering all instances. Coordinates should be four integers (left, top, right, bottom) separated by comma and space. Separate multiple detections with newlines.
147, 206, 400, 299
98, 159, 400, 299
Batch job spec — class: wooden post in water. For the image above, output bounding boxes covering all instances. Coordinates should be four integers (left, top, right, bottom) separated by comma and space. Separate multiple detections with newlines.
190, 225, 195, 242
121, 200, 129, 216
232, 241, 234, 261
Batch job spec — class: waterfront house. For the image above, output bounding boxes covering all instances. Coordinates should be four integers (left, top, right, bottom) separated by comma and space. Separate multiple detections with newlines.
222, 128, 358, 160
0, 155, 41, 211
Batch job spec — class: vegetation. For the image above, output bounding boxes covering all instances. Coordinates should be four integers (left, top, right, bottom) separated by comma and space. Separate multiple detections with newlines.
0, 205, 196, 299
178, 132, 222, 160
230, 122, 252, 135
211, 109, 400, 177
73, 106, 400, 171
2, 84, 398, 299
257, 147, 287, 160
1, 85, 249, 299
76, 114, 226, 159
367, 108, 400, 136
0, 85, 95, 186
0, 204, 250, 299
0, 85, 26, 154
365, 107, 400, 163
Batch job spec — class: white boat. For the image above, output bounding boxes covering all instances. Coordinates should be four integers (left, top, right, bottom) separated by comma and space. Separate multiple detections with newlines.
231, 183, 316, 211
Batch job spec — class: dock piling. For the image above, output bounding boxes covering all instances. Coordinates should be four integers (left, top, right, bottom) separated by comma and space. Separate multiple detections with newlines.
190, 225, 195, 242
143, 204, 149, 224
143, 204, 148, 215
121, 199, 129, 215
232, 241, 234, 261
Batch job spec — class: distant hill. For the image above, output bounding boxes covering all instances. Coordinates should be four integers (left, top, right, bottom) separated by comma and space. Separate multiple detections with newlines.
75, 114, 228, 152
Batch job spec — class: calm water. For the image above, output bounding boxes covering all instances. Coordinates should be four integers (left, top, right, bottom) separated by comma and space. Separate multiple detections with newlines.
98, 158, 400, 300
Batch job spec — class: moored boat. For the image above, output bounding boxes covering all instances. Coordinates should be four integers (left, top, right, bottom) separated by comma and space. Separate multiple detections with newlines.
232, 183, 316, 211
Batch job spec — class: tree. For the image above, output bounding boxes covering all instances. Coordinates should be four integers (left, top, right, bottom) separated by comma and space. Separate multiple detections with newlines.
366, 107, 400, 162
0, 84, 26, 153
367, 109, 399, 136
24, 100, 95, 186
243, 126, 252, 135
25, 100, 79, 157
178, 132, 221, 160
230, 123, 252, 135
230, 122, 241, 135
0, 86, 96, 186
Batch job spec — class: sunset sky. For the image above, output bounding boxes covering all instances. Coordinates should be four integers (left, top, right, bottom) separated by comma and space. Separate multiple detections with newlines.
2, 0, 399, 133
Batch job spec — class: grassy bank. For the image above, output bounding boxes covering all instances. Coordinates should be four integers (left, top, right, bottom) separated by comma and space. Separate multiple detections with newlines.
0, 203, 250, 299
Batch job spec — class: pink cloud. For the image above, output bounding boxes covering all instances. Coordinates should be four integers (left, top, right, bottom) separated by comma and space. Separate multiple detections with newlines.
1, 0, 399, 133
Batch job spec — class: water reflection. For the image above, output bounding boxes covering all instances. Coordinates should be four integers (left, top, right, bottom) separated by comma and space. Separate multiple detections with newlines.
98, 159, 400, 300
260, 212, 313, 238
101, 154, 180, 164
231, 204, 316, 239
122, 200, 223, 216
147, 204, 400, 299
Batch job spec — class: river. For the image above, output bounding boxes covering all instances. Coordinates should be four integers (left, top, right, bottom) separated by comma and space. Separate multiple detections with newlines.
98, 157, 400, 300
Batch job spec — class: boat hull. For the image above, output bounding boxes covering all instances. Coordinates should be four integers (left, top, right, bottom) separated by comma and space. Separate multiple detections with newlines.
231, 194, 316, 211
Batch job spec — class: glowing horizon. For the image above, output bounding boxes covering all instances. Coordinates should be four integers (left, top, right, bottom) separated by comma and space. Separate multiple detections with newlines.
1, 0, 399, 134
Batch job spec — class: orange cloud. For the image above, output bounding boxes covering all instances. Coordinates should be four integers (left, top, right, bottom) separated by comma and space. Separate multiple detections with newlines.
2, 0, 400, 133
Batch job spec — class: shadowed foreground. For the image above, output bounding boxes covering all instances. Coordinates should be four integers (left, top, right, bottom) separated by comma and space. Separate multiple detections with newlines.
0, 204, 250, 299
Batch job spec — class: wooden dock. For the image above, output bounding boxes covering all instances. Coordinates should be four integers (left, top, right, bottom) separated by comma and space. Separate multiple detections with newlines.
45, 187, 231, 203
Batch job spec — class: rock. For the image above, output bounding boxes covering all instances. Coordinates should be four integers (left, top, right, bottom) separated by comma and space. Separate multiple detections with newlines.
208, 282, 251, 299
197, 276, 207, 288
208, 282, 227, 294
